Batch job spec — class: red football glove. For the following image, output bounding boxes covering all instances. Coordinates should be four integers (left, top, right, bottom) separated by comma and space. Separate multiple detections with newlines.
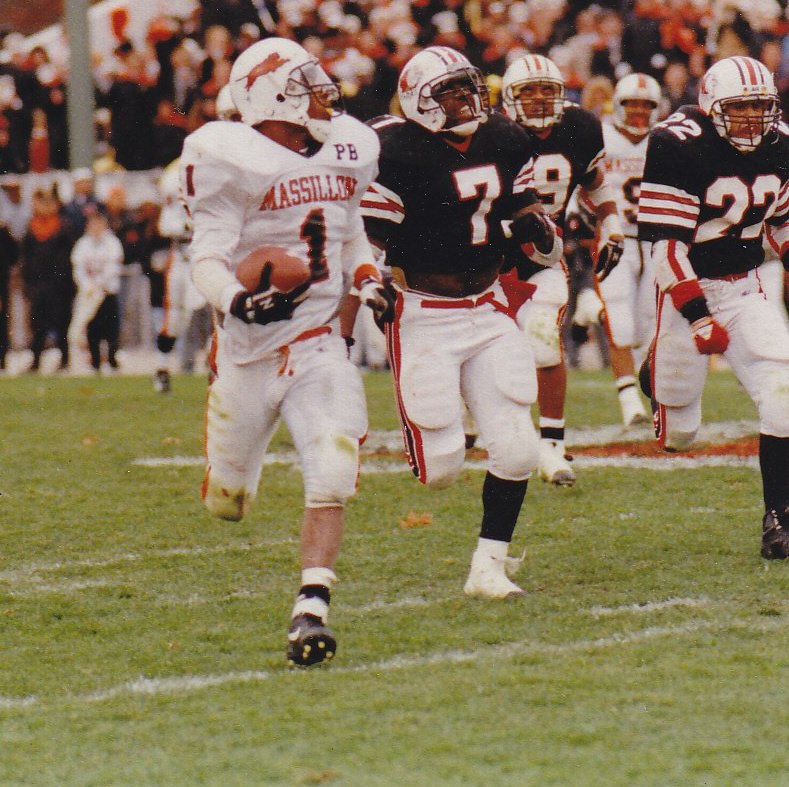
690, 316, 729, 355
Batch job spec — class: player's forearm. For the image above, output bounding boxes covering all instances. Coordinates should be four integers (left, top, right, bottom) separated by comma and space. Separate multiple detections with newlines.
652, 239, 709, 319
342, 231, 382, 281
339, 293, 361, 339
767, 221, 789, 270
192, 256, 243, 313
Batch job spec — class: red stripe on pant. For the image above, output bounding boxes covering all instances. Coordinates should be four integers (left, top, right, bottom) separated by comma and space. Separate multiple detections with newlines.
653, 289, 667, 448
386, 295, 427, 483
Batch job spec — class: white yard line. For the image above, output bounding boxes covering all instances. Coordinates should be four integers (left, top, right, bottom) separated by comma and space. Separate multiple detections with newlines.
132, 420, 761, 471
589, 597, 709, 617
4, 578, 116, 597
133, 454, 760, 472
0, 539, 299, 584
0, 616, 783, 711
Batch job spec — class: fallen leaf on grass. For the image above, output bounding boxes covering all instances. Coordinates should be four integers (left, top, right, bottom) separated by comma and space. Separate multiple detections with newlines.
398, 511, 433, 529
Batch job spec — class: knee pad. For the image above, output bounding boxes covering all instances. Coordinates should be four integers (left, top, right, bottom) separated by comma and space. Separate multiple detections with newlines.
421, 442, 465, 489
522, 302, 563, 368
488, 423, 539, 480
201, 467, 254, 521
656, 403, 700, 452
758, 375, 789, 437
601, 298, 636, 349
303, 433, 360, 506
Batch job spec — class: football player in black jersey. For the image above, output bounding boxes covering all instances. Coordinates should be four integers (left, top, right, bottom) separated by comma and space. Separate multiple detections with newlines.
501, 54, 625, 486
360, 46, 561, 599
637, 55, 789, 559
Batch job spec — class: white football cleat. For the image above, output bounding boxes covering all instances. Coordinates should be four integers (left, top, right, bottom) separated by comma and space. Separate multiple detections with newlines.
619, 384, 649, 428
464, 551, 525, 599
538, 439, 576, 486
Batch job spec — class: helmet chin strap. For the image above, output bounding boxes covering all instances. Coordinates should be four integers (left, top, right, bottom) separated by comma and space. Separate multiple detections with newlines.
446, 119, 480, 136
618, 121, 649, 137
729, 134, 762, 152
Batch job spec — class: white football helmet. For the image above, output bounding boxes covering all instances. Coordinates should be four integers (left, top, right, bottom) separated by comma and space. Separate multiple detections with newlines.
698, 56, 780, 152
613, 73, 661, 136
398, 46, 489, 136
502, 54, 566, 130
229, 37, 340, 143
215, 84, 239, 121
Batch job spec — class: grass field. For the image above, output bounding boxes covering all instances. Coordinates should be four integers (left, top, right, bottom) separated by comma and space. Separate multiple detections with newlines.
1, 368, 787, 785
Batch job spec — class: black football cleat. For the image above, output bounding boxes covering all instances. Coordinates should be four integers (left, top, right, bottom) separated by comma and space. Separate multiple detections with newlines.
287, 613, 336, 666
761, 509, 789, 560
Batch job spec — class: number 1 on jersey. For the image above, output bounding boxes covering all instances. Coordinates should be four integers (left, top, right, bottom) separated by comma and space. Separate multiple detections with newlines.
300, 208, 329, 281
453, 165, 502, 245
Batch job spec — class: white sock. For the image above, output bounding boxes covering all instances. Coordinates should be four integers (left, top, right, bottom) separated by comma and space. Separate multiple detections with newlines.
473, 537, 509, 561
291, 568, 336, 622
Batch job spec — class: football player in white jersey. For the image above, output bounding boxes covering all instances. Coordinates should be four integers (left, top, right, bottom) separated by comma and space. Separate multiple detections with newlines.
595, 72, 663, 426
153, 88, 240, 393
638, 56, 789, 559
152, 160, 208, 393
181, 38, 392, 665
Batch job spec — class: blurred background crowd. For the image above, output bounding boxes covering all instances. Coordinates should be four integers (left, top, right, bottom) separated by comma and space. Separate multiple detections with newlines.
1, 0, 789, 374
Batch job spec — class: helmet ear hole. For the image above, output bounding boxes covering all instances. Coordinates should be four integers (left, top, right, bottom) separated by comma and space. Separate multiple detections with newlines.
397, 46, 488, 135
276, 94, 286, 103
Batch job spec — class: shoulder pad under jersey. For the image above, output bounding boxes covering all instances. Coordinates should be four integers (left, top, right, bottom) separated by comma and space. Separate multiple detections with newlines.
326, 113, 381, 165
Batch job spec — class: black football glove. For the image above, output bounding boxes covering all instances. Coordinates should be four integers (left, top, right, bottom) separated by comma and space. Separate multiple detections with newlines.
511, 210, 555, 253
594, 237, 624, 282
229, 261, 311, 325
358, 275, 396, 327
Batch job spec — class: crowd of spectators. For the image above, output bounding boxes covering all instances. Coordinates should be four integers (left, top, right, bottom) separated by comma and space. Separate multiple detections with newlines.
0, 0, 788, 371
2, 0, 789, 176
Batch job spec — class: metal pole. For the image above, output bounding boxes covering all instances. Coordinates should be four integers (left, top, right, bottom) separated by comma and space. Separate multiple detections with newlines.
64, 0, 94, 170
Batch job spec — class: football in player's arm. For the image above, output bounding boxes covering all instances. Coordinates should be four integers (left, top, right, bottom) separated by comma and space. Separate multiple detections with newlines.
361, 45, 560, 600
181, 37, 389, 666
637, 55, 789, 559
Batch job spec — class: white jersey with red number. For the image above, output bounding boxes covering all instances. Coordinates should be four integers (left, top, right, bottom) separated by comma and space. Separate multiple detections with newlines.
181, 116, 379, 362
601, 124, 648, 238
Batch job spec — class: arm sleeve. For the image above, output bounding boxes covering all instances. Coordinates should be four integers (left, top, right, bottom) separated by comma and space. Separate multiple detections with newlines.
766, 180, 789, 265
360, 157, 405, 249
181, 141, 247, 312
637, 128, 701, 245
652, 238, 697, 292
578, 115, 606, 187
341, 228, 382, 288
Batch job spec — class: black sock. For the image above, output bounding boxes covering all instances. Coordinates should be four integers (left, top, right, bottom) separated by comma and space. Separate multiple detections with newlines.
540, 426, 564, 441
297, 584, 330, 606
760, 434, 789, 513
480, 472, 528, 543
